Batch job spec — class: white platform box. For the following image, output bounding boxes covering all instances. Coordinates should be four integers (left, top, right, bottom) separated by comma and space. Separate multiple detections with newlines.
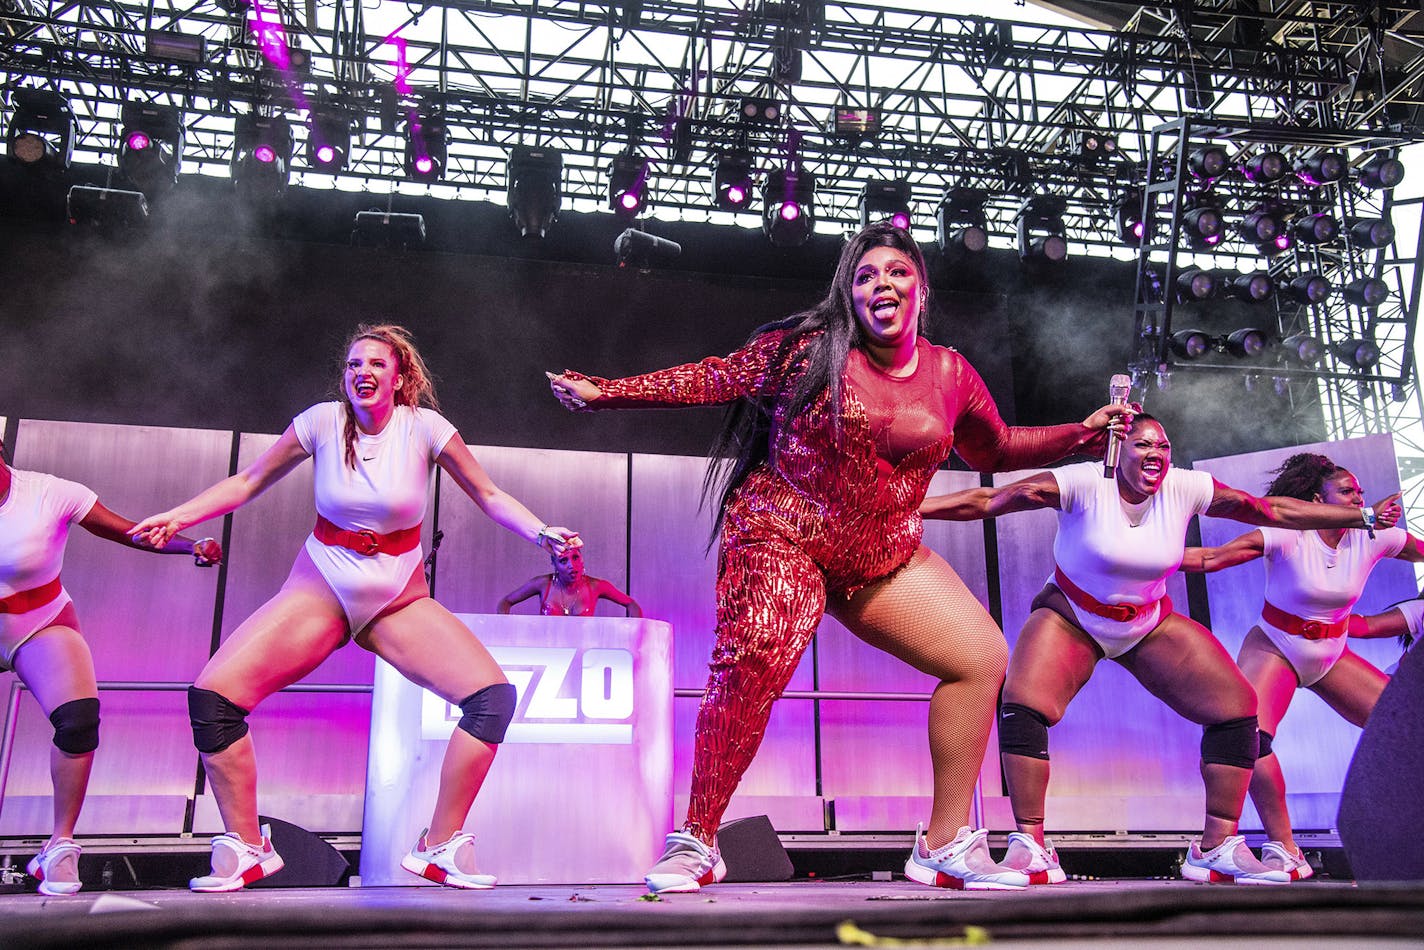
360, 614, 673, 885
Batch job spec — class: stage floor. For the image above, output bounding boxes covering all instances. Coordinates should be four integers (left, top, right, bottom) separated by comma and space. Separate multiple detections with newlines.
2, 880, 1423, 949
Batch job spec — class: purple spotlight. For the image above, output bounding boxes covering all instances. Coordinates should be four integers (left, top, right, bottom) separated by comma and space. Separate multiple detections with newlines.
1274, 233, 1292, 251
254, 144, 277, 164
1205, 232, 1223, 246
780, 201, 802, 221
1131, 221, 1145, 240
126, 131, 152, 151
414, 155, 434, 175
315, 144, 336, 165
891, 211, 911, 230
726, 184, 747, 206
618, 190, 641, 212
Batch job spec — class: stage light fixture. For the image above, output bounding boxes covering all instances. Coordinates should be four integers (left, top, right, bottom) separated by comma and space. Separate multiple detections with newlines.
66, 185, 148, 230
859, 179, 912, 230
1225, 327, 1268, 358
117, 102, 183, 194
1343, 276, 1390, 307
937, 187, 988, 254
614, 228, 682, 267
1283, 273, 1332, 305
306, 109, 352, 173
1291, 211, 1338, 245
1175, 266, 1219, 301
833, 105, 881, 142
1281, 333, 1323, 365
1224, 270, 1274, 303
403, 112, 448, 183
231, 112, 293, 200
1333, 337, 1380, 369
712, 151, 754, 212
1181, 203, 1224, 249
351, 210, 426, 248
739, 97, 781, 125
761, 167, 816, 248
1113, 189, 1149, 246
1169, 329, 1212, 360
1348, 217, 1395, 248
507, 145, 563, 239
1076, 130, 1118, 165
6, 88, 74, 170
1238, 203, 1284, 246
1295, 151, 1347, 186
608, 150, 651, 219
1188, 145, 1229, 180
1015, 195, 1068, 264
1241, 150, 1287, 184
145, 29, 205, 63
1359, 154, 1405, 191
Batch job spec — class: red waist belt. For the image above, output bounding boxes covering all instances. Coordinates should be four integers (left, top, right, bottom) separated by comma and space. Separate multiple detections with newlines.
1261, 601, 1347, 641
1054, 567, 1170, 624
314, 516, 422, 556
0, 576, 63, 615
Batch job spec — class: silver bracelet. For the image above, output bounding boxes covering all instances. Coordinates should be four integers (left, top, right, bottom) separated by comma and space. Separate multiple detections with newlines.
534, 525, 551, 547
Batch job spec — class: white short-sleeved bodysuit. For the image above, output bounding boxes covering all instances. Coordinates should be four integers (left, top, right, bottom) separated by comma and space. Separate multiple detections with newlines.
0, 469, 99, 668
292, 402, 457, 633
1249, 524, 1407, 686
1049, 462, 1216, 658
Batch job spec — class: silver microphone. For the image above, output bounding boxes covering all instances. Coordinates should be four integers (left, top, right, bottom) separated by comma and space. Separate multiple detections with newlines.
1103, 373, 1132, 478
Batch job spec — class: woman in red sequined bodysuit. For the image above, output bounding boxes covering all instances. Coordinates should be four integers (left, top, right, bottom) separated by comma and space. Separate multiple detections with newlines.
548, 223, 1127, 892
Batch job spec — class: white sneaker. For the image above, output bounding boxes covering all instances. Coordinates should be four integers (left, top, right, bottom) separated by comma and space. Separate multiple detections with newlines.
1260, 840, 1314, 881
26, 838, 82, 896
904, 825, 1029, 891
644, 831, 727, 894
1181, 835, 1290, 885
189, 824, 285, 892
400, 828, 496, 889
1002, 831, 1067, 885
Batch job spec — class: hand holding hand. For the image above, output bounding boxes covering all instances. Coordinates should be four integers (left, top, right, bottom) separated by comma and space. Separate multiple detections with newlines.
536, 526, 582, 553
129, 513, 184, 551
546, 371, 601, 412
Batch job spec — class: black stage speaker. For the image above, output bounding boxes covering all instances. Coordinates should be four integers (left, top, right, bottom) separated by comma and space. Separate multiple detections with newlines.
717, 814, 794, 883
1337, 644, 1424, 882
250, 815, 350, 888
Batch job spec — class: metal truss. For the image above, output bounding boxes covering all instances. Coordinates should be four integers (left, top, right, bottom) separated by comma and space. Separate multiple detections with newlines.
4, 1, 1424, 481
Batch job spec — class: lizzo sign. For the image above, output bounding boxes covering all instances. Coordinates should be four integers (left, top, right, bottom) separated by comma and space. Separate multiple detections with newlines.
421, 646, 636, 744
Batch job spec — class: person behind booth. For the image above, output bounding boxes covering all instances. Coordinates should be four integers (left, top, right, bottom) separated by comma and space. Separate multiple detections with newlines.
130, 325, 580, 892
0, 436, 221, 896
1180, 452, 1424, 880
547, 221, 1132, 893
497, 545, 642, 618
919, 416, 1402, 886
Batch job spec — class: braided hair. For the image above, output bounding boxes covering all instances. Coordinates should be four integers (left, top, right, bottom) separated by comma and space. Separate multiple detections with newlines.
1265, 452, 1342, 501
337, 324, 439, 469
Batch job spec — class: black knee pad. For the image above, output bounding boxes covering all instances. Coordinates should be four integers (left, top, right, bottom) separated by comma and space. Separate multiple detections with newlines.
188, 686, 251, 755
457, 683, 517, 744
1256, 729, 1274, 758
998, 702, 1051, 761
1202, 715, 1259, 769
49, 698, 100, 755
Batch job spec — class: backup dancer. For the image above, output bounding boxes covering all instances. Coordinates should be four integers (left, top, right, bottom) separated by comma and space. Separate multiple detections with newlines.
548, 222, 1130, 893
497, 544, 642, 617
1181, 452, 1423, 879
919, 416, 1401, 885
131, 325, 579, 892
0, 437, 220, 896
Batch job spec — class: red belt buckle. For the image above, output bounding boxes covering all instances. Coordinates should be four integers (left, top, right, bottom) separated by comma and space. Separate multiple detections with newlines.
1104, 603, 1140, 622
1300, 620, 1326, 641
354, 529, 381, 556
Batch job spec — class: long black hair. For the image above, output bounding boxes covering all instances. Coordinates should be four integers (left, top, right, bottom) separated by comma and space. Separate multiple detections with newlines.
701, 222, 930, 539
1266, 452, 1343, 500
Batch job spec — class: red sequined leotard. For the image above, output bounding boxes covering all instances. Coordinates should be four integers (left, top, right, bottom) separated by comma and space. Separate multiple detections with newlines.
576, 329, 1104, 840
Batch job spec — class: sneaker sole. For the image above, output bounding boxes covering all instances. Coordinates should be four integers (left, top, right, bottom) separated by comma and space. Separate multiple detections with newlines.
903, 858, 1027, 891
400, 853, 496, 889
190, 853, 286, 893
1181, 863, 1290, 885
1026, 868, 1067, 885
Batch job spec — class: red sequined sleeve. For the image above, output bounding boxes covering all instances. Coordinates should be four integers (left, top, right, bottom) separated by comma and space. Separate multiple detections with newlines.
568, 330, 794, 409
949, 351, 1107, 472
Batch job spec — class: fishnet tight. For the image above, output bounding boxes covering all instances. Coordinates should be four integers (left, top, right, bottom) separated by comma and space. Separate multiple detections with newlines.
685, 544, 1007, 850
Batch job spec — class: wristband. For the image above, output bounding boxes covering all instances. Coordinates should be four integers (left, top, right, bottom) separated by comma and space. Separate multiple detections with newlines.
534, 526, 552, 547
192, 538, 217, 564
1362, 506, 1377, 540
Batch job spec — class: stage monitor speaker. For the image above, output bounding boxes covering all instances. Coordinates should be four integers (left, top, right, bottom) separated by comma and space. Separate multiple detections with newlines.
1337, 644, 1424, 882
250, 815, 350, 888
717, 814, 794, 883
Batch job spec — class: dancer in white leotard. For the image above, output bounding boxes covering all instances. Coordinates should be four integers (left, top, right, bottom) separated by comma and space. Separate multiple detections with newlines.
132, 325, 580, 892
1181, 452, 1423, 880
0, 438, 220, 896
920, 416, 1401, 886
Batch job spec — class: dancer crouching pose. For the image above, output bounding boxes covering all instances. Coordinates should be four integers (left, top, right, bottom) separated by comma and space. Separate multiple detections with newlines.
131, 324, 580, 892
1180, 452, 1422, 880
920, 415, 1401, 885
497, 545, 642, 617
0, 437, 220, 895
548, 222, 1130, 892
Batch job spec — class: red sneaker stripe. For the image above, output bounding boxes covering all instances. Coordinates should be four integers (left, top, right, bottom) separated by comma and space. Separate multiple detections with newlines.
1208, 870, 1233, 883
422, 863, 448, 884
934, 871, 966, 890
241, 862, 269, 885
1028, 871, 1050, 885
697, 870, 715, 886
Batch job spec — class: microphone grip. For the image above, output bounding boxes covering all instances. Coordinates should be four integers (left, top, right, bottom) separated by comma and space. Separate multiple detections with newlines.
1103, 428, 1123, 478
